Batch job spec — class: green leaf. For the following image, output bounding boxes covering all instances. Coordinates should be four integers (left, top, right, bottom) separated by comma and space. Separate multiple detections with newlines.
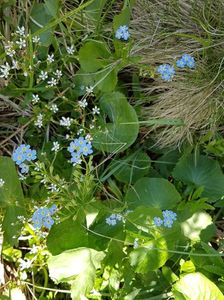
113, 151, 151, 183
173, 272, 224, 300
44, 0, 59, 17
84, 0, 107, 26
93, 92, 139, 153
30, 3, 53, 46
125, 177, 181, 209
173, 154, 224, 202
180, 211, 213, 242
47, 218, 89, 255
0, 157, 26, 246
48, 248, 105, 299
129, 238, 169, 273
79, 41, 110, 72
113, 6, 131, 31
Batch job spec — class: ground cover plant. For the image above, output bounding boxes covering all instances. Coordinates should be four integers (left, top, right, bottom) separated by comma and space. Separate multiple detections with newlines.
0, 0, 224, 299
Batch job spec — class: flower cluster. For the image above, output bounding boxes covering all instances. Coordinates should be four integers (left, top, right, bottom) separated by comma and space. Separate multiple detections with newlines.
12, 144, 37, 173
176, 54, 195, 69
106, 213, 123, 226
32, 204, 57, 230
68, 136, 93, 165
115, 25, 130, 41
153, 210, 177, 228
157, 64, 175, 81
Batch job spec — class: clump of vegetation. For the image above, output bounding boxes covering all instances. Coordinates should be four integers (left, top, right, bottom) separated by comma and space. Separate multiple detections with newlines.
131, 0, 224, 148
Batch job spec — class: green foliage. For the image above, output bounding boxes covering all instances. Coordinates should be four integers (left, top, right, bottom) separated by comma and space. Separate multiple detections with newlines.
93, 92, 139, 153
0, 157, 26, 246
173, 153, 224, 202
173, 272, 224, 300
48, 248, 105, 300
125, 177, 181, 209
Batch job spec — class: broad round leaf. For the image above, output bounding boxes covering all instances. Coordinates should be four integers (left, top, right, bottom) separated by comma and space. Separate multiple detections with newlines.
173, 154, 224, 202
125, 177, 181, 209
93, 92, 139, 153
113, 151, 151, 183
173, 272, 224, 300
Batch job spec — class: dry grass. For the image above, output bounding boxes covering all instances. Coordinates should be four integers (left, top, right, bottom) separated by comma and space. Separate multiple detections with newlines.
130, 0, 224, 148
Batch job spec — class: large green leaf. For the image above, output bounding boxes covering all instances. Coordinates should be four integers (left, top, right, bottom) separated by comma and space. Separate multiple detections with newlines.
173, 272, 224, 300
129, 237, 169, 273
113, 151, 151, 183
47, 218, 88, 255
173, 154, 224, 202
84, 0, 107, 26
48, 248, 105, 299
79, 41, 110, 72
0, 157, 26, 246
93, 92, 139, 153
125, 177, 181, 209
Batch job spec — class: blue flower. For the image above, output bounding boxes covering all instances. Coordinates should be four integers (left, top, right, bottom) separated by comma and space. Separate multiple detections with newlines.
82, 143, 93, 156
163, 217, 174, 228
176, 54, 195, 69
49, 204, 57, 215
68, 136, 93, 164
26, 149, 37, 161
106, 213, 123, 226
12, 144, 37, 166
71, 152, 81, 165
12, 152, 26, 165
162, 210, 177, 221
176, 58, 186, 68
115, 25, 130, 41
157, 64, 175, 81
43, 216, 54, 229
20, 163, 29, 174
153, 217, 163, 227
32, 206, 56, 230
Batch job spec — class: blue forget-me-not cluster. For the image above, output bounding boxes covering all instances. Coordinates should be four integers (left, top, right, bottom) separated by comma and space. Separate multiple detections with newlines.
68, 136, 93, 165
115, 25, 130, 41
32, 204, 57, 230
12, 144, 37, 173
157, 54, 195, 81
153, 210, 177, 228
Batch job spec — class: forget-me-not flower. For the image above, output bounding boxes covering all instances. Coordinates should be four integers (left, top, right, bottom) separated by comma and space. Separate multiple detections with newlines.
115, 25, 130, 41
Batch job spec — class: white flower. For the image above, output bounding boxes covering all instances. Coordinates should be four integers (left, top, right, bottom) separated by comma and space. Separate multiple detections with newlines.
49, 104, 58, 113
54, 69, 62, 79
47, 77, 57, 87
16, 38, 26, 49
34, 113, 43, 128
85, 134, 92, 142
38, 70, 48, 80
133, 238, 139, 249
59, 117, 73, 128
4, 41, 15, 57
90, 124, 94, 129
86, 86, 94, 94
19, 258, 32, 270
51, 141, 60, 152
0, 62, 11, 79
92, 106, 100, 115
77, 128, 84, 135
66, 45, 75, 55
0, 178, 5, 187
11, 60, 19, 69
34, 161, 43, 171
16, 26, 26, 36
65, 134, 70, 139
47, 54, 54, 63
48, 183, 59, 193
32, 94, 40, 104
23, 71, 28, 77
78, 99, 88, 108
29, 245, 39, 254
19, 173, 27, 181
32, 36, 40, 43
